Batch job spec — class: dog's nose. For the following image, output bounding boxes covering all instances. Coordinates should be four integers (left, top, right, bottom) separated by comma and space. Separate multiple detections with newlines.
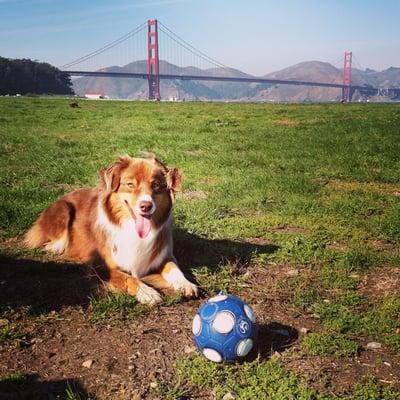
139, 200, 153, 213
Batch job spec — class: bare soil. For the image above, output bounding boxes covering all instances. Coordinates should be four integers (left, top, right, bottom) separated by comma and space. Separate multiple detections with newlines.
1, 252, 399, 399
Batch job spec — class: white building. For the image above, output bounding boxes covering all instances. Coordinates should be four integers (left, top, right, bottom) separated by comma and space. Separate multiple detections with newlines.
85, 93, 104, 100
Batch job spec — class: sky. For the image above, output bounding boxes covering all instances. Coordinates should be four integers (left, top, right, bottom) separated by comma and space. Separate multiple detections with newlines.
1, 0, 399, 75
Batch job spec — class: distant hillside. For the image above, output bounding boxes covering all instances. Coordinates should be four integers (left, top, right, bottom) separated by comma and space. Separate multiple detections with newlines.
72, 60, 400, 102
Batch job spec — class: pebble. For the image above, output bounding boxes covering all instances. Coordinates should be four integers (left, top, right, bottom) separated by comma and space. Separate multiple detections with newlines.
384, 361, 391, 367
366, 342, 382, 350
149, 382, 158, 389
0, 319, 9, 327
184, 345, 196, 354
287, 269, 299, 276
82, 359, 93, 368
271, 351, 282, 359
222, 391, 237, 400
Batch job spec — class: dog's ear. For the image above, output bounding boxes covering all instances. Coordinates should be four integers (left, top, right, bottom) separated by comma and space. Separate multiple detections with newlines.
166, 167, 182, 192
99, 155, 131, 192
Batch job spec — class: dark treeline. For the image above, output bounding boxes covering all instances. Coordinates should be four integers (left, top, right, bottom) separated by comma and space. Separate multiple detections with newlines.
0, 57, 74, 95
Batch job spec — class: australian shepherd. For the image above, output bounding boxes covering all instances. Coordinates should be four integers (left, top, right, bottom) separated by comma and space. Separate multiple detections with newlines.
25, 154, 198, 305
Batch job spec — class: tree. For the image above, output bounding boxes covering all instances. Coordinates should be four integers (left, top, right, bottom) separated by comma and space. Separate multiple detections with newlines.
0, 57, 74, 95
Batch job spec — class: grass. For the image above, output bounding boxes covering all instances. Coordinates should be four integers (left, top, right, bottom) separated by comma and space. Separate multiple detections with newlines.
1, 97, 400, 398
88, 291, 150, 325
176, 355, 336, 400
354, 376, 400, 400
0, 371, 27, 391
302, 332, 359, 357
0, 325, 28, 346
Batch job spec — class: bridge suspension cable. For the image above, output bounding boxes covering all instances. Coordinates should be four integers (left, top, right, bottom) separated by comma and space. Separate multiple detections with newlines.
59, 22, 147, 69
158, 21, 230, 70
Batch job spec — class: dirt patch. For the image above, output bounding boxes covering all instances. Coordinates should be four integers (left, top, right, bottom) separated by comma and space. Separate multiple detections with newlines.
178, 190, 208, 201
273, 118, 321, 127
270, 225, 308, 234
284, 349, 400, 397
357, 267, 400, 301
0, 303, 200, 399
241, 237, 276, 246
43, 183, 80, 191
326, 180, 400, 196
273, 119, 299, 127
327, 242, 350, 253
368, 239, 398, 254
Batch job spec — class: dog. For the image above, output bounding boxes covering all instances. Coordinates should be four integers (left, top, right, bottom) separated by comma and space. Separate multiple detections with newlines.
25, 154, 198, 304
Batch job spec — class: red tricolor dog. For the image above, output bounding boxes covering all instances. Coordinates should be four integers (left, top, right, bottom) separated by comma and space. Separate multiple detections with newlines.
25, 154, 198, 304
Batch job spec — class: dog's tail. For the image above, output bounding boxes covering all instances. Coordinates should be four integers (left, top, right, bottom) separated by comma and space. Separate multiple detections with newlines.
24, 222, 48, 249
24, 199, 71, 254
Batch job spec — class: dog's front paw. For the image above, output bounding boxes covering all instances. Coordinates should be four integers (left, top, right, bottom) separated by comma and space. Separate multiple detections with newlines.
172, 279, 199, 298
136, 282, 162, 305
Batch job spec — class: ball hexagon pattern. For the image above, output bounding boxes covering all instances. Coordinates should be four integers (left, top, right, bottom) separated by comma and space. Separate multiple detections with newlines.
192, 294, 257, 362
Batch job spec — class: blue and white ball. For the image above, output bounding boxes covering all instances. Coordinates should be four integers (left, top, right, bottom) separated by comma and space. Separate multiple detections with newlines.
192, 294, 257, 362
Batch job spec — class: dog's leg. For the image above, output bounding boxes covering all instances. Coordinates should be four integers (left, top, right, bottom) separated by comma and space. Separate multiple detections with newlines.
101, 252, 162, 305
143, 261, 198, 298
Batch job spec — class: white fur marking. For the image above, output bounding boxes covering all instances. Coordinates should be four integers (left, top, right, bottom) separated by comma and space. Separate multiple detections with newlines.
136, 282, 162, 305
45, 236, 67, 254
95, 202, 172, 277
162, 266, 198, 296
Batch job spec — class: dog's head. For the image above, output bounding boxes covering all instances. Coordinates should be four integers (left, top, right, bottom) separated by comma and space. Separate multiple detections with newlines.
99, 154, 181, 238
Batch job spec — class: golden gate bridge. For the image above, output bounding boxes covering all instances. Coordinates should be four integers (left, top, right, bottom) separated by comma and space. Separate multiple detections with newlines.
60, 19, 400, 102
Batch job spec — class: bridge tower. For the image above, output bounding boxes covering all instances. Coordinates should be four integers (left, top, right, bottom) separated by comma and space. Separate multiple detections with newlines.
342, 51, 352, 102
147, 19, 160, 100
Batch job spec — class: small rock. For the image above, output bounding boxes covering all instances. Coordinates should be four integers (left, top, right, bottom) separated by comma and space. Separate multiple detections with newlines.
287, 268, 299, 276
271, 351, 281, 359
366, 342, 382, 350
300, 327, 309, 334
0, 319, 9, 327
184, 345, 196, 354
149, 382, 158, 389
222, 391, 237, 400
384, 361, 391, 367
172, 329, 179, 334
82, 359, 93, 368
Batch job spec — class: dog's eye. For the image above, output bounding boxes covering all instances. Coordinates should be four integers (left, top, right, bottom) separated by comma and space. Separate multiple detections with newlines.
125, 182, 135, 189
152, 181, 166, 192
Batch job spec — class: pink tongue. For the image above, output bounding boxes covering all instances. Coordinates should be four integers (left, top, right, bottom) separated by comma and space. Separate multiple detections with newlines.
135, 214, 152, 239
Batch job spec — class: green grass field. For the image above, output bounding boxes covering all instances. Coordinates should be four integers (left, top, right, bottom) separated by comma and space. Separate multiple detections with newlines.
0, 97, 399, 399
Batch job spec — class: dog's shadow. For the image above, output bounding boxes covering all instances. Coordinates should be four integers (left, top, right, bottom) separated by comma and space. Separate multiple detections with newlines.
0, 229, 278, 313
174, 228, 278, 272
0, 373, 95, 400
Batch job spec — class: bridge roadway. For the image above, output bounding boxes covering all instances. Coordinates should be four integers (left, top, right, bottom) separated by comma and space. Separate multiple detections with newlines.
63, 70, 399, 97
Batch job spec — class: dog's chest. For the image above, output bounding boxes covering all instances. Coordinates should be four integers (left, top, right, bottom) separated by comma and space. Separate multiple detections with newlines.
104, 220, 170, 277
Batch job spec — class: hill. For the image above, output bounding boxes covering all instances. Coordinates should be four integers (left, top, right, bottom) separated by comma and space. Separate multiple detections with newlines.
72, 60, 400, 102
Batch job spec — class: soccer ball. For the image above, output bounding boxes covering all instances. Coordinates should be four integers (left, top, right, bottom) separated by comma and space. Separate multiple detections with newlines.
192, 293, 257, 362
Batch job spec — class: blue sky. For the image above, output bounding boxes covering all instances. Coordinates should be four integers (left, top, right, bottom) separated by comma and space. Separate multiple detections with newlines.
1, 0, 399, 75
